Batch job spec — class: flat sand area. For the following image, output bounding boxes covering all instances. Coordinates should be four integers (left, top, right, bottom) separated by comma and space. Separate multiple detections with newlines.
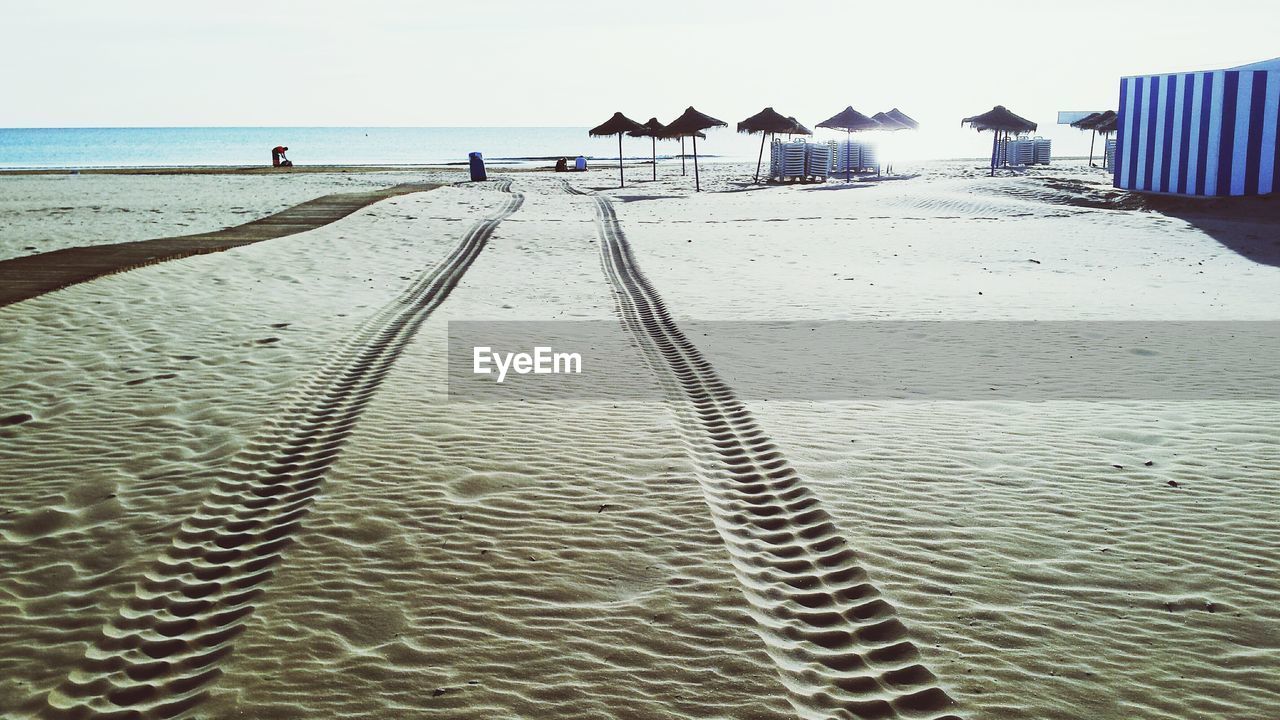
1, 161, 1277, 719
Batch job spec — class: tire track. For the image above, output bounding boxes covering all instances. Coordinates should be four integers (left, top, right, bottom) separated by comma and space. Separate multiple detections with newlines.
42, 180, 522, 720
565, 179, 961, 720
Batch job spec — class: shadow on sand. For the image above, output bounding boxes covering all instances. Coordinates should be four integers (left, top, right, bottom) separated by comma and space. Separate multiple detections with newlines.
1147, 194, 1280, 268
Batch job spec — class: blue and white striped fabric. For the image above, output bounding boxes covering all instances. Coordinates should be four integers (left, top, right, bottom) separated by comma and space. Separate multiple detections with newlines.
1115, 57, 1280, 196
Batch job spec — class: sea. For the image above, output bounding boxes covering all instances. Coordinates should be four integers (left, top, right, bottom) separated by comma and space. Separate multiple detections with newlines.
0, 127, 755, 169
0, 126, 1092, 170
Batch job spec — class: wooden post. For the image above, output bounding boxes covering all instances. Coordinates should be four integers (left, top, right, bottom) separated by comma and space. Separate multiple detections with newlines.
990, 131, 998, 176
618, 134, 624, 188
652, 136, 657, 181
846, 129, 852, 183
681, 137, 686, 175
755, 132, 767, 183
693, 135, 701, 192
1088, 129, 1096, 167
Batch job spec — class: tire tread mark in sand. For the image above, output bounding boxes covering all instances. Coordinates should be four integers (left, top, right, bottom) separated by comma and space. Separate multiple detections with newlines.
564, 179, 961, 720
42, 180, 523, 720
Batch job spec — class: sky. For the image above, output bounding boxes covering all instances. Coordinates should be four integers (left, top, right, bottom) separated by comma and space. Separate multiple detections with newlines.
2, 0, 1278, 158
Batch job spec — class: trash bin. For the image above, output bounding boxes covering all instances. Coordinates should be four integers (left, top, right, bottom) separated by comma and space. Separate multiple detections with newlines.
468, 152, 487, 182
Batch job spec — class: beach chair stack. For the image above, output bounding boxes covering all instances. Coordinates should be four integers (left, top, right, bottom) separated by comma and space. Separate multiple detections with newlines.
858, 143, 879, 175
806, 142, 832, 179
1004, 139, 1035, 167
782, 141, 808, 177
1104, 138, 1117, 170
1033, 138, 1052, 165
834, 141, 859, 174
832, 140, 879, 176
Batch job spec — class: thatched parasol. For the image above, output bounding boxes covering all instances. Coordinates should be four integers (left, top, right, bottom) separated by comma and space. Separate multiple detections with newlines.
589, 111, 645, 188
738, 107, 810, 183
1071, 110, 1117, 167
871, 112, 910, 131
662, 107, 727, 192
817, 106, 882, 182
786, 117, 812, 136
628, 118, 668, 181
1094, 112, 1118, 135
961, 105, 1037, 176
885, 108, 920, 130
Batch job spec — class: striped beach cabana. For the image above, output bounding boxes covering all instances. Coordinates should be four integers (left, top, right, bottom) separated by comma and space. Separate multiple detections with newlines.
1115, 57, 1280, 196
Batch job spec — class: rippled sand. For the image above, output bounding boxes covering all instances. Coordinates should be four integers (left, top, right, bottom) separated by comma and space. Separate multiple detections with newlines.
1, 160, 1277, 719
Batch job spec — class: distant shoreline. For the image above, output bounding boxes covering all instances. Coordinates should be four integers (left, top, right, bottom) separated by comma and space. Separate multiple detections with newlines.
0, 156, 1093, 176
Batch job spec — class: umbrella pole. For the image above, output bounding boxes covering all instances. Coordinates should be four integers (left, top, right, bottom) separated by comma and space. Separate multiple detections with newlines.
652, 136, 657, 181
755, 132, 766, 184
846, 130, 851, 183
693, 135, 700, 192
618, 134, 624, 188
1088, 129, 1096, 167
681, 138, 686, 175
990, 131, 998, 176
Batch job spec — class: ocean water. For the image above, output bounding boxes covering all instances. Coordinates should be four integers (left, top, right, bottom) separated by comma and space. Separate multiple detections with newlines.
0, 125, 1094, 170
0, 127, 745, 169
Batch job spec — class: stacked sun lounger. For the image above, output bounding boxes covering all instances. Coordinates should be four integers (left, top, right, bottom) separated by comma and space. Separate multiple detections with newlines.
783, 141, 808, 177
806, 142, 832, 179
1104, 138, 1117, 170
858, 143, 879, 175
1033, 138, 1052, 165
1005, 139, 1036, 167
832, 140, 880, 175
768, 139, 834, 181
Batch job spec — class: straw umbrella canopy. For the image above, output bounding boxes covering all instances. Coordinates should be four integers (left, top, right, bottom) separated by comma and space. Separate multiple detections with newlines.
738, 107, 810, 183
1071, 110, 1116, 167
628, 118, 668, 181
1094, 112, 1118, 135
662, 107, 727, 192
786, 117, 812, 136
871, 112, 910, 131
818, 106, 882, 181
589, 111, 645, 188
885, 108, 920, 130
870, 111, 914, 175
961, 105, 1037, 176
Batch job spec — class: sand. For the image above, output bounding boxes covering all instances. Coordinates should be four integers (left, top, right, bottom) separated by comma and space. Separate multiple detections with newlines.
0, 170, 459, 261
0, 160, 1277, 719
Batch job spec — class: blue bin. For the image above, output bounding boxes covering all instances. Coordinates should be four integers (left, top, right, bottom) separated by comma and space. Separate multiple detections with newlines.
468, 152, 487, 182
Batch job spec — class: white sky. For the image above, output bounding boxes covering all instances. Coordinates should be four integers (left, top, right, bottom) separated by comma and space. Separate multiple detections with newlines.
1, 0, 1277, 138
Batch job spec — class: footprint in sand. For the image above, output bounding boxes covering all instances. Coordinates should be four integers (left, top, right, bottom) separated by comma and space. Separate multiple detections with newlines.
0, 412, 34, 427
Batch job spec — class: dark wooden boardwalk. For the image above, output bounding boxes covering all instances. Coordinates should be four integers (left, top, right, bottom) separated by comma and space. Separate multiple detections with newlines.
0, 182, 439, 308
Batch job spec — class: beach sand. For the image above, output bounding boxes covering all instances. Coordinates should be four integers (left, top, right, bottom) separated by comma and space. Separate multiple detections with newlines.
1, 160, 1277, 719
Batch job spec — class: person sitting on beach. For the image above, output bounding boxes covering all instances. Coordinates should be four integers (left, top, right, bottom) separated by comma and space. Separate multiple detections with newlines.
555, 157, 568, 172
272, 145, 292, 168
574, 155, 587, 171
